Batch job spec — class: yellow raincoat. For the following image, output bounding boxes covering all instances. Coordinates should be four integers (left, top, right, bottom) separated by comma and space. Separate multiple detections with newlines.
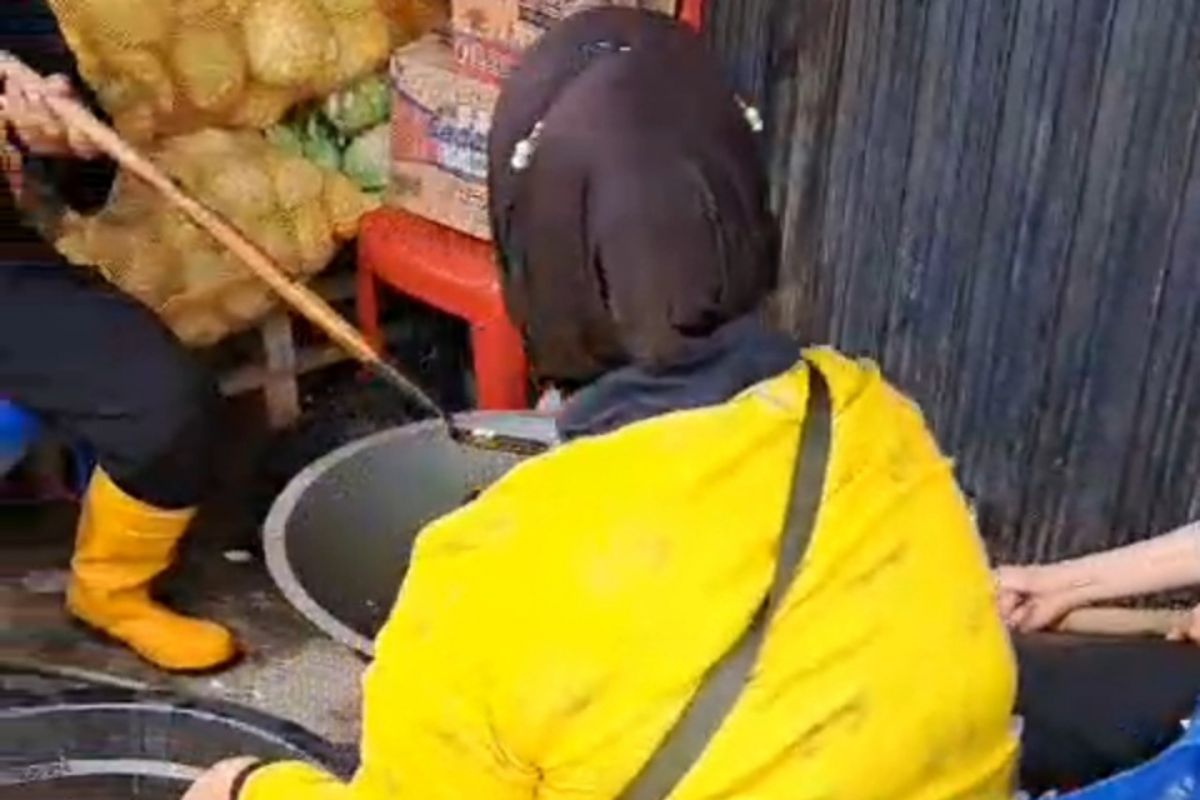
243, 349, 1017, 800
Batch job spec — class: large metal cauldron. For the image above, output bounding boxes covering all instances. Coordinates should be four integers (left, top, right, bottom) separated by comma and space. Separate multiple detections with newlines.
263, 412, 555, 656
0, 667, 352, 799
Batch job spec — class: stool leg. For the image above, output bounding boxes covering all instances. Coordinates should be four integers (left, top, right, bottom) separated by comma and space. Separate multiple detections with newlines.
679, 0, 705, 30
470, 317, 529, 410
262, 311, 301, 430
357, 262, 384, 352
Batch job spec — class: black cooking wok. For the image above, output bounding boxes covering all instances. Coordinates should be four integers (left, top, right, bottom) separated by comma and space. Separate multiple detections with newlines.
263, 412, 555, 656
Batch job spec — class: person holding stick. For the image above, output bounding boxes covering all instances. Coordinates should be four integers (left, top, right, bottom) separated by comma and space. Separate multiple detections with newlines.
0, 4, 237, 672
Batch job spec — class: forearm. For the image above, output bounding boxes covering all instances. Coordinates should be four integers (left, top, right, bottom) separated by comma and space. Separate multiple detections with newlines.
1047, 520, 1200, 603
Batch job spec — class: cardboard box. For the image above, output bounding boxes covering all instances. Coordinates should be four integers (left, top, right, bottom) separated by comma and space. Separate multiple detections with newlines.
388, 36, 499, 240
452, 0, 680, 82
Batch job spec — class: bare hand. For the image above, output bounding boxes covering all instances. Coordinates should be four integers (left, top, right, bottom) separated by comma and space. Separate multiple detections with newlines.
181, 757, 261, 800
1166, 604, 1200, 645
994, 564, 1087, 632
0, 57, 97, 158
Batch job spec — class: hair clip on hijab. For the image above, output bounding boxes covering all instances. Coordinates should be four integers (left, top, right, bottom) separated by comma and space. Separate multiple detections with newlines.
511, 121, 545, 172
736, 97, 764, 133
511, 39, 632, 174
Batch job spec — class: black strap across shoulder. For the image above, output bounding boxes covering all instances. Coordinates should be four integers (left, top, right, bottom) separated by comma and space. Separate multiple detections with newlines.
617, 360, 833, 800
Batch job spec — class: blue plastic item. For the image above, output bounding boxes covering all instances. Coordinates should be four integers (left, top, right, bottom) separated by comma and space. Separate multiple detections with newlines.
1055, 702, 1200, 799
0, 400, 40, 478
0, 401, 94, 496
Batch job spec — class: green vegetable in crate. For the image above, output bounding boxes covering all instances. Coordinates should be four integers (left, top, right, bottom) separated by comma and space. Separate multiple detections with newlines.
267, 73, 390, 194
342, 123, 389, 193
323, 72, 390, 135
302, 113, 344, 171
266, 124, 306, 158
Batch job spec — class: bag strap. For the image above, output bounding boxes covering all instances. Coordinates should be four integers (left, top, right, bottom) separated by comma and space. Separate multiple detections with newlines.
617, 362, 833, 800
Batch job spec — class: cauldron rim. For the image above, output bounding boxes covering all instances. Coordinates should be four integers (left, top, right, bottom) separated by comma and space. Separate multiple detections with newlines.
263, 412, 554, 657
0, 685, 353, 787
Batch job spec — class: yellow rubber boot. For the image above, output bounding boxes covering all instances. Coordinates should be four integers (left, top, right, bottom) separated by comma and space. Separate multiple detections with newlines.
67, 469, 238, 672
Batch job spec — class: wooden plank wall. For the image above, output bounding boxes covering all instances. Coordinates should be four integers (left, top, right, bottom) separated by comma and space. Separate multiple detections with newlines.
707, 0, 1200, 562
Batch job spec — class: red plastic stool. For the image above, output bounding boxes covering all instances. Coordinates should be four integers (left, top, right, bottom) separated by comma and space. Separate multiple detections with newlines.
356, 209, 529, 410
679, 0, 705, 31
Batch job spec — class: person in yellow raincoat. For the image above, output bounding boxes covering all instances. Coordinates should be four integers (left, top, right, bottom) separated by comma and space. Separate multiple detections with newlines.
185, 8, 1017, 800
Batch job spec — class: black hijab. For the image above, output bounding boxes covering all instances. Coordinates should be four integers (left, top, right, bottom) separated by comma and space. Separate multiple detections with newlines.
488, 7, 779, 387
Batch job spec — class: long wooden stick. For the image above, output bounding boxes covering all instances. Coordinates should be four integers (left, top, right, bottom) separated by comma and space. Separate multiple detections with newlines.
1054, 607, 1192, 639
0, 51, 448, 422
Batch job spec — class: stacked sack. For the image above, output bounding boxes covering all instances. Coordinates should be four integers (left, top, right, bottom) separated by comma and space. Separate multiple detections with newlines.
56, 129, 378, 345
45, 0, 446, 346
48, 0, 444, 140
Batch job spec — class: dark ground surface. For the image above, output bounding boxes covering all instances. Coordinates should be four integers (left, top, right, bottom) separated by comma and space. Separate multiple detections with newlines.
0, 485, 366, 744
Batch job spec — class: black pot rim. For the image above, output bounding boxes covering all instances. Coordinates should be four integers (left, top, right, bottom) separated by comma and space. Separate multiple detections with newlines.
0, 684, 356, 785
262, 410, 554, 657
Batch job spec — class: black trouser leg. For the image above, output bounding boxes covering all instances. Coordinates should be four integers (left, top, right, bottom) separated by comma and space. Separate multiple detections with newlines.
1015, 633, 1200, 794
0, 258, 216, 509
